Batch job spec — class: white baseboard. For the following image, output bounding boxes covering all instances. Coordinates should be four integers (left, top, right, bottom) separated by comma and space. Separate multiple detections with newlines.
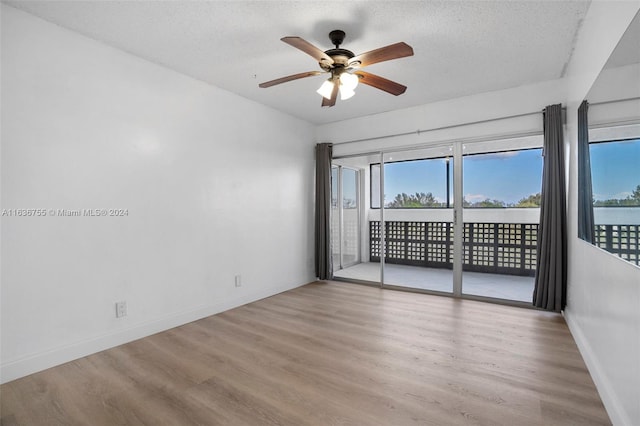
564, 308, 631, 426
1, 280, 308, 384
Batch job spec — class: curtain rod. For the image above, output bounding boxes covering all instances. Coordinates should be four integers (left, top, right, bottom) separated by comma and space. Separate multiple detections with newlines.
333, 108, 565, 146
589, 118, 640, 129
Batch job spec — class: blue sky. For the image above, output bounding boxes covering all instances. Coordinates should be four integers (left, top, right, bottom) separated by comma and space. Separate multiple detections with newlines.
463, 150, 542, 204
338, 140, 640, 207
383, 158, 451, 203
379, 140, 640, 205
590, 139, 640, 200
382, 149, 543, 205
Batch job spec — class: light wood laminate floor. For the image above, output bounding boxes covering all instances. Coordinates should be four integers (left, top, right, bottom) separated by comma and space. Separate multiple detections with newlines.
1, 281, 609, 425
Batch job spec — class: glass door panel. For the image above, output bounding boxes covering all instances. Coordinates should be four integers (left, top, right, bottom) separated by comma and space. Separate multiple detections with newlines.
380, 146, 455, 293
332, 154, 379, 283
331, 166, 340, 273
460, 137, 542, 302
341, 168, 360, 268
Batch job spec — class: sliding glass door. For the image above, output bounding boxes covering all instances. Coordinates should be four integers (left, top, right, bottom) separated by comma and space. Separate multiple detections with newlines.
332, 136, 542, 306
460, 138, 542, 302
377, 146, 456, 293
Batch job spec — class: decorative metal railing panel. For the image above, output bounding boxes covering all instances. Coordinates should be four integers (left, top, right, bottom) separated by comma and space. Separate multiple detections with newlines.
370, 221, 538, 277
369, 221, 640, 274
593, 224, 640, 266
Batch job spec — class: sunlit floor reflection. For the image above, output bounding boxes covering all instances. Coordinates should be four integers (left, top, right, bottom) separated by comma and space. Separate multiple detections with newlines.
333, 262, 534, 303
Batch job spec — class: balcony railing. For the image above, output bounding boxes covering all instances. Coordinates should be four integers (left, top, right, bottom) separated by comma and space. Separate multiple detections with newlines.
594, 224, 640, 266
367, 220, 640, 279
370, 221, 538, 277
370, 221, 640, 274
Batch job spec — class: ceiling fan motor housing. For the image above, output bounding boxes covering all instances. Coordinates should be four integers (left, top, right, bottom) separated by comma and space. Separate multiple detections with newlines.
321, 48, 354, 70
320, 30, 355, 71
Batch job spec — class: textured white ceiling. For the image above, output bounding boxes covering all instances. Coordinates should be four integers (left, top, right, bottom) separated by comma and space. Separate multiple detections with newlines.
5, 1, 591, 125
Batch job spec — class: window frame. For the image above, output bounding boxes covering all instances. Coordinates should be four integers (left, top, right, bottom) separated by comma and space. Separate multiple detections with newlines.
588, 137, 640, 208
370, 155, 453, 209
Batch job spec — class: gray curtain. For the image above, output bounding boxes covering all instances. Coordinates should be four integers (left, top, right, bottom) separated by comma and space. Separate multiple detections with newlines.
533, 104, 567, 312
577, 100, 595, 243
315, 143, 333, 280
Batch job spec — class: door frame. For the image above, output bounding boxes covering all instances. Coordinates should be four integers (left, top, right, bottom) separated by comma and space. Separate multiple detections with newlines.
331, 164, 362, 271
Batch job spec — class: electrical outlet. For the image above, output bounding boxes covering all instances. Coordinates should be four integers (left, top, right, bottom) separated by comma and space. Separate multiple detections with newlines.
115, 301, 127, 318
234, 275, 242, 287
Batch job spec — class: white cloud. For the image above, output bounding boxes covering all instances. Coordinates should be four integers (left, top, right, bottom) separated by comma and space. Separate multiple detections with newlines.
465, 193, 487, 201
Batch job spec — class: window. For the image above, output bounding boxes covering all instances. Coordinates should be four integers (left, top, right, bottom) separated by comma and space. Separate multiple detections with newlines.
371, 157, 452, 208
589, 138, 640, 265
462, 148, 543, 208
342, 168, 358, 209
590, 138, 640, 208
331, 166, 338, 208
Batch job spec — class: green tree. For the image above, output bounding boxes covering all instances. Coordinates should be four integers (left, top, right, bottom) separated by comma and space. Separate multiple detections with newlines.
515, 192, 541, 207
470, 198, 506, 208
631, 185, 640, 202
593, 185, 640, 207
387, 192, 444, 208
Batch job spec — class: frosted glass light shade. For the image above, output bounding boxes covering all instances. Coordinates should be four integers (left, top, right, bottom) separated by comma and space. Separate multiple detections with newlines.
339, 86, 355, 100
316, 80, 335, 99
340, 72, 359, 90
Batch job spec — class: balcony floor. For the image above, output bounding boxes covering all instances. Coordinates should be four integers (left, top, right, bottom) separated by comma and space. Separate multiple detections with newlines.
334, 262, 534, 303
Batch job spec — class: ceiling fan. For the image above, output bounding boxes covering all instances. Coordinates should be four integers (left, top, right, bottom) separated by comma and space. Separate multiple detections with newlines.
259, 30, 414, 107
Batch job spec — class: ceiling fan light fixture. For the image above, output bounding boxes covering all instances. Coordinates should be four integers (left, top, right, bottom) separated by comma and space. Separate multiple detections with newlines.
339, 85, 355, 100
259, 30, 413, 107
316, 79, 335, 99
340, 72, 359, 91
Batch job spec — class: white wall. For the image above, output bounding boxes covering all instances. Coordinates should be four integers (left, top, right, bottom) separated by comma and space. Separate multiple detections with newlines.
317, 78, 563, 155
0, 5, 315, 383
563, 3, 640, 426
588, 63, 640, 127
588, 63, 640, 103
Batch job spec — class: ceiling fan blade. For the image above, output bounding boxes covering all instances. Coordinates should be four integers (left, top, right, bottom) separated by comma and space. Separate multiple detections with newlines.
281, 37, 334, 65
258, 71, 325, 88
321, 81, 339, 107
349, 42, 414, 68
355, 71, 407, 96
